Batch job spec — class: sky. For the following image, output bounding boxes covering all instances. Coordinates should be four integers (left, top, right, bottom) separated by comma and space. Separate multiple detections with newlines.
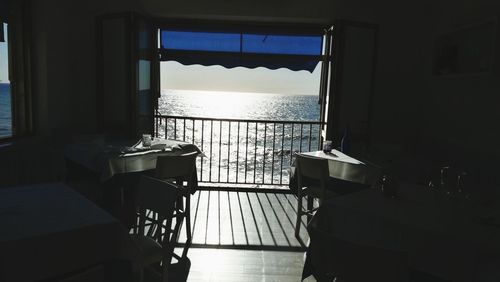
160, 61, 321, 95
0, 23, 8, 83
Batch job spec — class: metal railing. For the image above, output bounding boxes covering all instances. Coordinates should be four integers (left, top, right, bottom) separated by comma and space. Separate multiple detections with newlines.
154, 115, 323, 186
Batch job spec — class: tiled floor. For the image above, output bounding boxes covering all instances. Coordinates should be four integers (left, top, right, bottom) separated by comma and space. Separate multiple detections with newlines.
186, 248, 311, 282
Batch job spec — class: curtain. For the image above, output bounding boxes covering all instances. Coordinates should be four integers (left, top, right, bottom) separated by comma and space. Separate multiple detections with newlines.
7, 0, 33, 137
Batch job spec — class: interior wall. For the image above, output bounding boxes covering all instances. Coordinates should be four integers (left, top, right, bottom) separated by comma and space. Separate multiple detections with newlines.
29, 0, 139, 136
365, 2, 432, 155
417, 0, 500, 182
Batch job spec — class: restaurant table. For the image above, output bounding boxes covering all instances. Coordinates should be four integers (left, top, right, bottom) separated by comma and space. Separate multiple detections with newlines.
65, 138, 205, 228
65, 138, 204, 182
289, 150, 382, 195
303, 183, 500, 282
0, 183, 138, 282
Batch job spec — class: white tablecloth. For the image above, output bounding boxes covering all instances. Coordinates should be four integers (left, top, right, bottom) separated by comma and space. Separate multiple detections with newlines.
298, 150, 381, 186
65, 139, 204, 181
0, 183, 137, 281
306, 184, 500, 281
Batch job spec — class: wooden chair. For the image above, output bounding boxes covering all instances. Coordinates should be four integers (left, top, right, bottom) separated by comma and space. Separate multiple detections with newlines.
131, 176, 185, 282
294, 153, 336, 243
155, 151, 197, 257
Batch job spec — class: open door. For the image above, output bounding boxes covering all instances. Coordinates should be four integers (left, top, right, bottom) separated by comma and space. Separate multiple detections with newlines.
96, 13, 156, 137
133, 14, 157, 136
323, 20, 379, 155
97, 13, 133, 136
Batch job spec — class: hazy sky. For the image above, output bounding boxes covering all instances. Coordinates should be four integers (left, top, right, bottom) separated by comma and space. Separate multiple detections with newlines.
0, 23, 8, 83
161, 61, 321, 95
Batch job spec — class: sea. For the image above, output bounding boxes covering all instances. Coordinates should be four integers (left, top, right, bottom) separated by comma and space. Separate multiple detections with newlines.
158, 89, 321, 185
158, 89, 320, 121
0, 83, 12, 138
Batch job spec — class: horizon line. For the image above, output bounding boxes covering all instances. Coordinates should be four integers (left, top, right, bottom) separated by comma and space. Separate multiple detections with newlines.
160, 88, 317, 96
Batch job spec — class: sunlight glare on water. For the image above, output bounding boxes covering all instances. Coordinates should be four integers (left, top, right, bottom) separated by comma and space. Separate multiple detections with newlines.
159, 89, 320, 121
161, 90, 262, 120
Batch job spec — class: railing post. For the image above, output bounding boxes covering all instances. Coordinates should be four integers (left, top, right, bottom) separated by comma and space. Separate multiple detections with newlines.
236, 122, 240, 183
227, 121, 231, 183
218, 121, 222, 182
271, 123, 276, 184
245, 122, 249, 184
262, 122, 267, 184
280, 123, 285, 185
253, 122, 258, 184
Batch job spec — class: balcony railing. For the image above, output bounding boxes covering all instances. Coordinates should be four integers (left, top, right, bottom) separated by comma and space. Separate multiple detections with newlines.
154, 115, 323, 186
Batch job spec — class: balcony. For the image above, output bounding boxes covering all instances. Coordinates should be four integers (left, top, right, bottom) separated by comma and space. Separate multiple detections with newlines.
154, 114, 323, 189
153, 115, 323, 251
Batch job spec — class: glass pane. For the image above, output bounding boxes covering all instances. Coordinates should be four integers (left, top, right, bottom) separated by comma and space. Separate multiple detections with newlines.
0, 23, 12, 138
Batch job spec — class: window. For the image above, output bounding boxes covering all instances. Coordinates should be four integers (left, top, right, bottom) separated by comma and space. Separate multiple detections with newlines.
0, 22, 12, 139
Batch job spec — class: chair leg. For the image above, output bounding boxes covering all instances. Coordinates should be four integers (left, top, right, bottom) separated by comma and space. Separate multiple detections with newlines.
182, 194, 192, 258
138, 267, 144, 282
306, 196, 314, 223
295, 193, 303, 241
161, 261, 168, 282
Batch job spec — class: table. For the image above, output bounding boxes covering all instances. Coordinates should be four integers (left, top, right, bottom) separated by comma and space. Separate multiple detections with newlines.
303, 183, 500, 281
65, 138, 204, 182
0, 183, 138, 282
65, 138, 204, 228
289, 150, 382, 194
301, 150, 381, 185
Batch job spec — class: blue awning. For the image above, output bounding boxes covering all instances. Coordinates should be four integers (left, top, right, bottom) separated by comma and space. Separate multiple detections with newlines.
159, 29, 323, 72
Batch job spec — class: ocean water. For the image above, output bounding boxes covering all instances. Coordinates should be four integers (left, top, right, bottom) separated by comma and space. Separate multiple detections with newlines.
0, 83, 12, 138
158, 89, 320, 121
158, 90, 321, 185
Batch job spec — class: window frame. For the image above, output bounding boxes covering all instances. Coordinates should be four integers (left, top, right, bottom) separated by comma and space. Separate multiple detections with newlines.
0, 21, 13, 141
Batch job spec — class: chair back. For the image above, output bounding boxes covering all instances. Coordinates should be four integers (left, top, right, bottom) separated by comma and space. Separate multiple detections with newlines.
135, 176, 180, 247
155, 151, 197, 184
296, 153, 330, 189
326, 234, 408, 282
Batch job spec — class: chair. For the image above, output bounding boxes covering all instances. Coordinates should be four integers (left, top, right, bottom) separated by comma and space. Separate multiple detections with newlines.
294, 153, 336, 243
155, 151, 197, 257
131, 176, 185, 282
